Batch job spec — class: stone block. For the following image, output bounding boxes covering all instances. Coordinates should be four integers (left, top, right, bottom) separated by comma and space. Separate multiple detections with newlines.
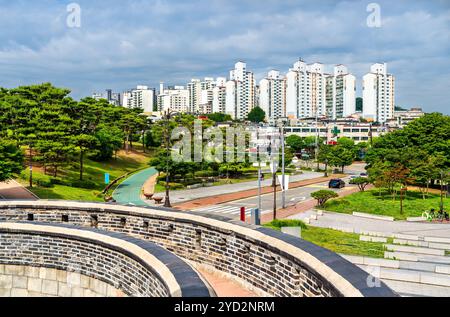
42, 280, 58, 296
0, 288, 11, 297
0, 265, 4, 274
360, 236, 387, 243
436, 265, 450, 275
24, 267, 40, 278
281, 227, 302, 238
5, 265, 25, 276
12, 276, 28, 289
27, 278, 42, 293
67, 272, 81, 287
11, 288, 29, 297
39, 268, 57, 281
80, 275, 90, 288
56, 270, 67, 283
71, 287, 84, 297
0, 275, 13, 289
58, 283, 72, 297
90, 278, 107, 295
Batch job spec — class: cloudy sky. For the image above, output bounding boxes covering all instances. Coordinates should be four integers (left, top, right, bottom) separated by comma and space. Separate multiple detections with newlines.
0, 0, 449, 113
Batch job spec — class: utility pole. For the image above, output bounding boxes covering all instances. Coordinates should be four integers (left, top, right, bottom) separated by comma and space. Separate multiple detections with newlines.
281, 125, 286, 209
164, 110, 172, 208
315, 108, 320, 172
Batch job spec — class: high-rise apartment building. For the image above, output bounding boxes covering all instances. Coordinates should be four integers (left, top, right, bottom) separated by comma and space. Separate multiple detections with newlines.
158, 84, 190, 113
259, 70, 286, 121
187, 78, 216, 113
225, 62, 256, 120
363, 63, 395, 123
212, 77, 227, 113
286, 60, 327, 119
326, 65, 356, 119
121, 86, 156, 112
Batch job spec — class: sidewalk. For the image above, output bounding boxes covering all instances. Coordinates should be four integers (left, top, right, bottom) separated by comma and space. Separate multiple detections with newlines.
174, 174, 346, 210
0, 180, 38, 200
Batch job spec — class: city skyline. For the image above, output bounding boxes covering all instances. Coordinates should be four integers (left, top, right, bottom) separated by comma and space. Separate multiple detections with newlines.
0, 0, 449, 114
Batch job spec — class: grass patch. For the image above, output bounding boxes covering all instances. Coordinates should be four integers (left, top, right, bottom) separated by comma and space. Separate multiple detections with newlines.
321, 189, 448, 221
18, 148, 153, 202
264, 220, 385, 258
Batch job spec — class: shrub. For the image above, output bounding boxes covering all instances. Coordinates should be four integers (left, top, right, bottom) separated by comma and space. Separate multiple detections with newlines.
311, 190, 339, 207
70, 180, 98, 189
269, 219, 308, 230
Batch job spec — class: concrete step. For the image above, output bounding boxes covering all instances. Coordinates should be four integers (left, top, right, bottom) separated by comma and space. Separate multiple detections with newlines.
385, 251, 450, 264
425, 236, 450, 244
383, 279, 450, 297
357, 265, 450, 287
384, 244, 445, 256
343, 254, 450, 274
393, 239, 450, 251
360, 235, 388, 243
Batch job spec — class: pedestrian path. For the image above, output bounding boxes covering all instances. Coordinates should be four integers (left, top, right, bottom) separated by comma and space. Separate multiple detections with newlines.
0, 180, 38, 200
113, 167, 158, 206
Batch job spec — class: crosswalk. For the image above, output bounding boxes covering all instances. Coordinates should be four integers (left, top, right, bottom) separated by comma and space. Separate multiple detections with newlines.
191, 205, 269, 217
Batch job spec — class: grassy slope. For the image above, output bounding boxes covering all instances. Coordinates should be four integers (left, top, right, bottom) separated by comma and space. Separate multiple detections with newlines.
322, 189, 448, 220
18, 147, 153, 202
265, 220, 386, 258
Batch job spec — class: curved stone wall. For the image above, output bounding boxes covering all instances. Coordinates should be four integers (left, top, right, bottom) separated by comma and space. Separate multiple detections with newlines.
0, 265, 126, 297
0, 222, 214, 297
0, 201, 398, 297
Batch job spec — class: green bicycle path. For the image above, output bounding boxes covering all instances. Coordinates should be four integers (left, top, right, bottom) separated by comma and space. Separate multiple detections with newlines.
113, 167, 158, 206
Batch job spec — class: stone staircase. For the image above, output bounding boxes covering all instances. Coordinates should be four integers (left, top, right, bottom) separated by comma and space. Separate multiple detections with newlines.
343, 234, 450, 297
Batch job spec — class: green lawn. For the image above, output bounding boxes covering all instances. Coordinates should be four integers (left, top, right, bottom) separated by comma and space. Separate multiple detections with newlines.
265, 220, 386, 258
321, 189, 448, 220
18, 149, 152, 202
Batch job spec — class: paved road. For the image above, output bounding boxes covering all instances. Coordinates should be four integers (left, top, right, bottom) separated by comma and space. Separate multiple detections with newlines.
169, 171, 322, 204
191, 178, 357, 219
113, 168, 158, 206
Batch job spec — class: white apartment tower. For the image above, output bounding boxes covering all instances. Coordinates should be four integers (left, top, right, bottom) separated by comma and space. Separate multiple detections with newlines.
212, 77, 227, 113
363, 63, 395, 123
326, 65, 356, 119
188, 78, 216, 114
158, 84, 190, 113
259, 70, 286, 121
122, 86, 155, 112
225, 62, 256, 120
286, 60, 327, 119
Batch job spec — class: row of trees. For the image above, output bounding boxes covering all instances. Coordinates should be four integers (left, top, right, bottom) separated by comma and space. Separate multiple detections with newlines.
0, 83, 150, 183
287, 134, 367, 173
365, 113, 450, 203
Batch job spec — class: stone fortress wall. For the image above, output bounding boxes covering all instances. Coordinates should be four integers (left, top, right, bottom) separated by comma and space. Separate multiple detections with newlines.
0, 201, 398, 297
0, 265, 126, 297
0, 222, 214, 297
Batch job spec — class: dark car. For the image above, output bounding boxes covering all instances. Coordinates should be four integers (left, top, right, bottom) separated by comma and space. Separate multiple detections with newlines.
329, 179, 346, 189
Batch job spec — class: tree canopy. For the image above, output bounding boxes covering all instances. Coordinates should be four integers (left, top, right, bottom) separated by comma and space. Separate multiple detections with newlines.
247, 106, 266, 123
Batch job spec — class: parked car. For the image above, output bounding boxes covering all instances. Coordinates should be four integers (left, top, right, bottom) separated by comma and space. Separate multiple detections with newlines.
329, 179, 346, 189
360, 173, 368, 177
349, 176, 359, 184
